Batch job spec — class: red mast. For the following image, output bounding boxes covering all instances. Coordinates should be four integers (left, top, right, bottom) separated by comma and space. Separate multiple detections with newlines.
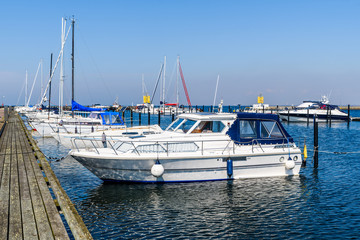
179, 62, 191, 107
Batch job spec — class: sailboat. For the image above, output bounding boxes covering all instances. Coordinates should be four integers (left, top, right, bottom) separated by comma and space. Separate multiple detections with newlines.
27, 18, 125, 136
136, 56, 194, 115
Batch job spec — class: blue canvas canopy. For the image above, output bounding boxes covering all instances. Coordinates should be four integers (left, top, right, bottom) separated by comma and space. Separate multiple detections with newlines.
72, 100, 107, 112
100, 112, 124, 126
227, 112, 294, 145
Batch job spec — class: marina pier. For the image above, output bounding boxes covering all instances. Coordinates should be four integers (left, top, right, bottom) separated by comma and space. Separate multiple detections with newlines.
0, 108, 92, 240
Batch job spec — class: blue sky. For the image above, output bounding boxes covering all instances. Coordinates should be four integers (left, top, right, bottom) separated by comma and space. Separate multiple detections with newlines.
1, 0, 360, 106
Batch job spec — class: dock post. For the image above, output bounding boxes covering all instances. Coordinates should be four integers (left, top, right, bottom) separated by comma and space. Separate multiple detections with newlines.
148, 110, 150, 125
287, 110, 290, 122
172, 113, 175, 122
348, 104, 350, 122
326, 106, 329, 123
307, 108, 309, 125
158, 111, 160, 126
130, 109, 133, 127
329, 109, 332, 126
238, 104, 241, 112
314, 115, 319, 168
4, 106, 8, 121
210, 106, 213, 112
263, 105, 265, 113
139, 112, 141, 126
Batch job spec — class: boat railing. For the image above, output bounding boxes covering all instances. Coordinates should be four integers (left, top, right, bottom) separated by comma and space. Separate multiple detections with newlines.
73, 137, 299, 156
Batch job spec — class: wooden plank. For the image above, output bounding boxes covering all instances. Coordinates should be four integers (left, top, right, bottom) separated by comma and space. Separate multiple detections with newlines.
22, 140, 55, 240
19, 116, 93, 240
8, 122, 23, 239
0, 119, 9, 189
18, 121, 69, 240
0, 122, 11, 239
16, 122, 38, 240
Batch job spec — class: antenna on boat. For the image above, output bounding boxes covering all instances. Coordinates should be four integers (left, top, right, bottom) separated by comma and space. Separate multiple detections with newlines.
212, 75, 220, 112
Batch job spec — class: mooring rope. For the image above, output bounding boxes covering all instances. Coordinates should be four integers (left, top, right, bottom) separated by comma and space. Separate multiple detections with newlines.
43, 153, 67, 161
306, 149, 360, 155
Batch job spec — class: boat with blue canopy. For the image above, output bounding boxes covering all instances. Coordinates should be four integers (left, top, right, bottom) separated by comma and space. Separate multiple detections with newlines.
70, 112, 303, 183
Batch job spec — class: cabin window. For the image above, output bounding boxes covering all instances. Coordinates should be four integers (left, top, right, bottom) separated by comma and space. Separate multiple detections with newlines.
260, 121, 284, 138
181, 120, 197, 133
191, 121, 225, 133
239, 120, 257, 138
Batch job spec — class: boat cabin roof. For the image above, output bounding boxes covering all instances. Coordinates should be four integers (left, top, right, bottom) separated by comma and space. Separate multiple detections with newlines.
177, 112, 236, 121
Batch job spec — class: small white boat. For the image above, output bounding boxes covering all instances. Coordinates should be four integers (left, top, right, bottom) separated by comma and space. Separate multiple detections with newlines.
29, 111, 124, 137
52, 124, 163, 149
278, 96, 348, 122
70, 112, 302, 183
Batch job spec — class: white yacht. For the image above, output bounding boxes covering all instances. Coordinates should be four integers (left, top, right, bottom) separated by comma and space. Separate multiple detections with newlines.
278, 96, 348, 122
70, 112, 302, 183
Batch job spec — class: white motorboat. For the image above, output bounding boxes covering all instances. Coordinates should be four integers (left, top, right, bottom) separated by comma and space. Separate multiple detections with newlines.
278, 96, 348, 122
52, 124, 163, 149
70, 112, 302, 183
29, 111, 124, 137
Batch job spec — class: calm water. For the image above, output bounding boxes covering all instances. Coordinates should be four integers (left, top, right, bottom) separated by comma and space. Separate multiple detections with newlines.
33, 110, 360, 239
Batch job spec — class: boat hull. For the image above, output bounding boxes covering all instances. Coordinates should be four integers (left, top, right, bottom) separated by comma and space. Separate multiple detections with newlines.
278, 110, 348, 122
71, 152, 302, 183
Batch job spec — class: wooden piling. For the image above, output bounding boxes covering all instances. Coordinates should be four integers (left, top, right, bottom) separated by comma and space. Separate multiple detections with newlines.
287, 110, 290, 122
158, 111, 161, 126
139, 112, 141, 126
314, 116, 319, 168
307, 108, 309, 125
130, 110, 133, 127
148, 111, 150, 125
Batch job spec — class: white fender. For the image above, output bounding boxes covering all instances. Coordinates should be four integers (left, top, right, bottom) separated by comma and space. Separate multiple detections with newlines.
285, 160, 295, 170
151, 163, 164, 177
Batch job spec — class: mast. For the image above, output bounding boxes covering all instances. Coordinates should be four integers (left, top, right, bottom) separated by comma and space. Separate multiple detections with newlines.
178, 61, 191, 107
59, 17, 66, 116
176, 56, 179, 106
27, 61, 41, 107
25, 70, 28, 107
71, 17, 75, 117
212, 75, 220, 112
48, 53, 53, 119
40, 59, 43, 104
162, 56, 166, 111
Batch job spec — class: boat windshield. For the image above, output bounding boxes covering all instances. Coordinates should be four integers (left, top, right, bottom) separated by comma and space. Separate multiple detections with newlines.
166, 118, 186, 131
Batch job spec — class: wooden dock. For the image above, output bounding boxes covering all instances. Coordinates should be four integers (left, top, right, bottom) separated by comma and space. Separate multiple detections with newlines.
0, 108, 92, 240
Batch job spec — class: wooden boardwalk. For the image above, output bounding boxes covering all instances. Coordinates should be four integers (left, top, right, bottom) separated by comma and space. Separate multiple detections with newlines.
0, 110, 92, 240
